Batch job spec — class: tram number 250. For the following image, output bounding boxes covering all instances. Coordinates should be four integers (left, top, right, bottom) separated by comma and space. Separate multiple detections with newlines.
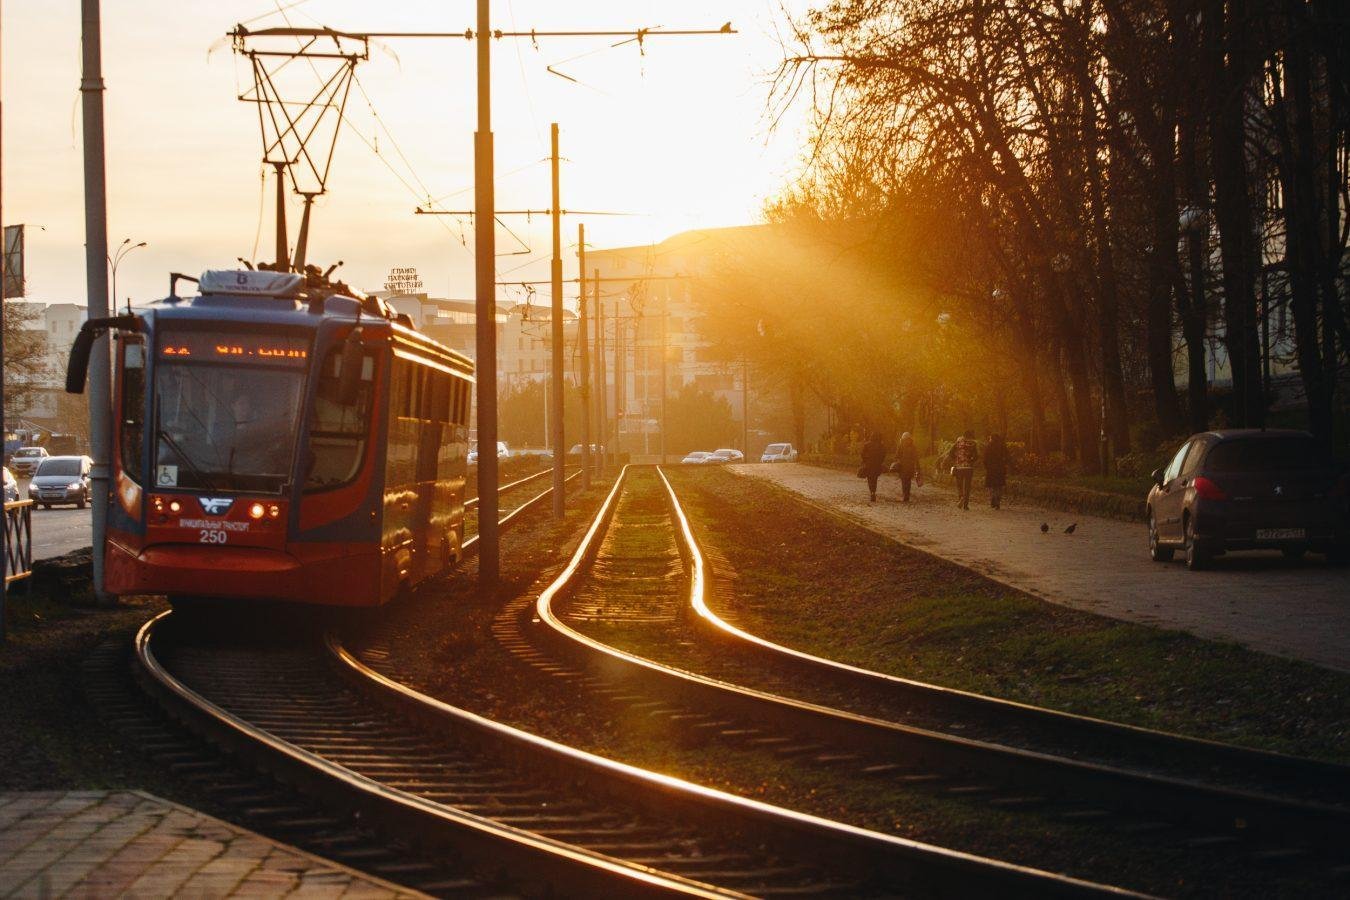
199, 529, 229, 545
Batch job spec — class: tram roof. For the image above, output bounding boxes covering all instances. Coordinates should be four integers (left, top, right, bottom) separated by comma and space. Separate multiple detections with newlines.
134, 269, 474, 376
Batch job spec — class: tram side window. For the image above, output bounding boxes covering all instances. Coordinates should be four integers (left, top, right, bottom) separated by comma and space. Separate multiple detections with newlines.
120, 339, 146, 483
304, 346, 375, 491
451, 380, 467, 426
430, 372, 451, 423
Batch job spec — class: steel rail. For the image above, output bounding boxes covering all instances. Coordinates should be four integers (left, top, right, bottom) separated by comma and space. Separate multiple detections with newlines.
663, 467, 1350, 799
329, 634, 1128, 898
533, 466, 1350, 856
462, 468, 580, 556
464, 464, 558, 511
134, 612, 724, 898
525, 465, 1139, 897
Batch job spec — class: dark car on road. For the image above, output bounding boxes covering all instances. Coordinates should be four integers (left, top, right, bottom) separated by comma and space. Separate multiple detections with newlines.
28, 455, 93, 509
1147, 429, 1348, 570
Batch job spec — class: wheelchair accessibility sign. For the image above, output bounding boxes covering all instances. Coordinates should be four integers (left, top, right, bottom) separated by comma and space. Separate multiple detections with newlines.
156, 465, 178, 487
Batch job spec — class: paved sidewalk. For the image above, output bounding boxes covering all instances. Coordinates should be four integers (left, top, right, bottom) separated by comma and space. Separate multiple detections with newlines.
736, 464, 1350, 672
0, 791, 425, 898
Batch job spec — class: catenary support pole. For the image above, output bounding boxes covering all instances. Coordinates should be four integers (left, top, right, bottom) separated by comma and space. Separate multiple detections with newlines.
742, 355, 749, 456
474, 0, 499, 584
1, 0, 7, 639
273, 161, 289, 270
596, 271, 606, 469
81, 0, 112, 604
550, 123, 565, 518
578, 223, 590, 490
660, 288, 667, 465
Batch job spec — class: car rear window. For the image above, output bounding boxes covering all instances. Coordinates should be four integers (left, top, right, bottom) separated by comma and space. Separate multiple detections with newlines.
1205, 437, 1326, 472
36, 459, 82, 477
766, 444, 786, 453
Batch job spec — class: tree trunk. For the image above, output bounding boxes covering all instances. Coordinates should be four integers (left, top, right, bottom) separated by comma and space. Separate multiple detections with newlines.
1144, 136, 1187, 436
1079, 0, 1132, 453
1052, 339, 1078, 460
1275, 2, 1334, 447
1203, 0, 1265, 428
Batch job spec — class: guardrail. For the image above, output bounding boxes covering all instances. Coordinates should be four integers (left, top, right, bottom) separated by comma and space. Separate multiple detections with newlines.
3, 499, 33, 586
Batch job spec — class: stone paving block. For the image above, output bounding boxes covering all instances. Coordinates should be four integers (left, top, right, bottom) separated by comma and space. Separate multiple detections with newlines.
0, 791, 427, 897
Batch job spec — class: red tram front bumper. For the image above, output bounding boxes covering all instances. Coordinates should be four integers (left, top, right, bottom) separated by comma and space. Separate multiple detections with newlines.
104, 538, 382, 606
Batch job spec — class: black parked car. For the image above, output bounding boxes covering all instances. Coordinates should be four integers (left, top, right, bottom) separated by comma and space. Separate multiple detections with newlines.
1147, 429, 1348, 570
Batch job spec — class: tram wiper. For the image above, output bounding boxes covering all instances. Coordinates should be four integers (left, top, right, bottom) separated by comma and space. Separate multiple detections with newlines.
157, 428, 216, 492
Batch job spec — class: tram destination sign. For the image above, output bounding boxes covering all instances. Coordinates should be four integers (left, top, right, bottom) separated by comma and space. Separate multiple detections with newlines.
385, 266, 423, 296
158, 332, 310, 366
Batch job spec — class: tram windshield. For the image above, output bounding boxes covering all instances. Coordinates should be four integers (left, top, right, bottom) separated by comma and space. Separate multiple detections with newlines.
153, 347, 306, 494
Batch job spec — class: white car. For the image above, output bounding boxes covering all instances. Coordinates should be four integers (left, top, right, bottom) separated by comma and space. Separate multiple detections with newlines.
8, 446, 49, 478
711, 448, 744, 464
681, 451, 713, 465
3, 467, 17, 504
760, 442, 798, 463
468, 441, 510, 464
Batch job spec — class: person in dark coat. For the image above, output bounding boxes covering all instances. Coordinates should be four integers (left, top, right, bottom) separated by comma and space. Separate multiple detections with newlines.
984, 433, 1008, 509
860, 432, 887, 502
893, 431, 920, 502
950, 429, 979, 510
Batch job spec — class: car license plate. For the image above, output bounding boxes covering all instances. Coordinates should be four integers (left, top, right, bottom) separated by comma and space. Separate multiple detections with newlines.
1257, 528, 1305, 540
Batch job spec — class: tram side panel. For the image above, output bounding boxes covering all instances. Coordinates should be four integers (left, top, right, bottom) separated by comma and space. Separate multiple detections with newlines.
291, 335, 388, 606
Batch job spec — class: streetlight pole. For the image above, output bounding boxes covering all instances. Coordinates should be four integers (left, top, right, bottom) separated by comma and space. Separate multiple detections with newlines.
473, 0, 500, 584
81, 0, 112, 604
108, 239, 147, 311
549, 123, 564, 519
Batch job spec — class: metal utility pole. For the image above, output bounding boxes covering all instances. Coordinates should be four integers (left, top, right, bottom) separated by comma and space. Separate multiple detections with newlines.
1, 0, 7, 639
474, 0, 500, 583
81, 0, 112, 604
577, 224, 591, 490
549, 124, 565, 519
742, 356, 750, 455
659, 289, 667, 464
272, 162, 289, 269
594, 269, 604, 470
618, 307, 626, 458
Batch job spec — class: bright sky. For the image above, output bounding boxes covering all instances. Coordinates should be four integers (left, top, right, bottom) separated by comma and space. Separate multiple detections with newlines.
2, 1, 813, 310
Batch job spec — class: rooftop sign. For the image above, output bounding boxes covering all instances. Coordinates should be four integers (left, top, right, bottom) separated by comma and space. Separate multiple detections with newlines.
385, 266, 423, 295
199, 270, 305, 298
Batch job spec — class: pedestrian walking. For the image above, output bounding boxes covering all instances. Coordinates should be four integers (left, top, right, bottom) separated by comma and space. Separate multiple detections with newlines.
893, 431, 920, 502
984, 433, 1008, 509
860, 431, 887, 503
951, 429, 979, 510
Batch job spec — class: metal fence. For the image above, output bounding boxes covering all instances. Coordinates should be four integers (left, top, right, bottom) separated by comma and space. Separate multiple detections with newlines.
3, 499, 34, 585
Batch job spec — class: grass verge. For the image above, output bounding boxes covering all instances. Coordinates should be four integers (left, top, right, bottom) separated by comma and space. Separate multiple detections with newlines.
669, 467, 1350, 762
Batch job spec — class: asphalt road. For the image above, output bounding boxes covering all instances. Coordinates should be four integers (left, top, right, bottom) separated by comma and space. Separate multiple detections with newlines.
13, 478, 93, 562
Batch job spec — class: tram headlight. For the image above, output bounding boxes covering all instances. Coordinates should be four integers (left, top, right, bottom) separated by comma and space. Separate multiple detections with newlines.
248, 502, 266, 520
169, 500, 181, 513
268, 504, 280, 519
152, 497, 164, 512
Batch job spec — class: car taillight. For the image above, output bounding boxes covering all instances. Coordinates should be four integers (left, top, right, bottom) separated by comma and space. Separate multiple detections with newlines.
1192, 476, 1227, 501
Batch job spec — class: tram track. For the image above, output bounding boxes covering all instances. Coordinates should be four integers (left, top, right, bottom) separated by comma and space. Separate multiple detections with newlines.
113, 466, 1129, 898
501, 465, 1349, 889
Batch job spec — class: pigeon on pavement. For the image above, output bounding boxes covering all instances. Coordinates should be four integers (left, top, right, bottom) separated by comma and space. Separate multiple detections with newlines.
1064, 523, 1078, 534
1040, 522, 1049, 533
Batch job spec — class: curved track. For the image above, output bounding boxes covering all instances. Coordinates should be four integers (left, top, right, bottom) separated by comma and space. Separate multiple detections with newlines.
124, 469, 1128, 898
519, 465, 1350, 878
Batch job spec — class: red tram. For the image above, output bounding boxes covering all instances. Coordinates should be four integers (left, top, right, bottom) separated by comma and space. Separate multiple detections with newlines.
66, 269, 473, 606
